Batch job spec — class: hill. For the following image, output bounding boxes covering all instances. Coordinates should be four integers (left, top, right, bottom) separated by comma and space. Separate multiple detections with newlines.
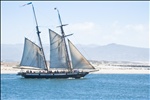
1, 43, 149, 62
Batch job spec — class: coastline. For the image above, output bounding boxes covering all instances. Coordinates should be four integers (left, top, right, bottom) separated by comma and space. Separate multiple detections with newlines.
1, 66, 149, 74
1, 61, 149, 74
1, 66, 20, 74
91, 68, 150, 74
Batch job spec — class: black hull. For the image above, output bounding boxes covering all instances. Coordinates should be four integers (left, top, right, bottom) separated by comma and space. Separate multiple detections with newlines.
17, 72, 89, 79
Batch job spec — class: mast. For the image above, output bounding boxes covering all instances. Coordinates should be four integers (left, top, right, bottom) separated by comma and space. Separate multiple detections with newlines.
54, 8, 72, 72
31, 3, 48, 71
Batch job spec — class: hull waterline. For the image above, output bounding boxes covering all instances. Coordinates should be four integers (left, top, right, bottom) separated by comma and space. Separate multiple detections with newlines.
17, 72, 89, 79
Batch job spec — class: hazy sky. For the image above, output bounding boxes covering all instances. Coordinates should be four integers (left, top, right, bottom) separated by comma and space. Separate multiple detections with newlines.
1, 1, 149, 48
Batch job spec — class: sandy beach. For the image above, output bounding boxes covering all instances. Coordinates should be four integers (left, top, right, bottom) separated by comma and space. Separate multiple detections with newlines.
1, 62, 149, 74
92, 66, 150, 74
1, 62, 20, 74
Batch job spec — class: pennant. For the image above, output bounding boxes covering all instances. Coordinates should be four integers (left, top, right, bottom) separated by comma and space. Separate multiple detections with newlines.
22, 2, 32, 7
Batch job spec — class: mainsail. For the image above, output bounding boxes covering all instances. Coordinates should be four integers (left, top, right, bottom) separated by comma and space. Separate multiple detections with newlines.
49, 29, 68, 69
20, 38, 46, 69
68, 39, 95, 69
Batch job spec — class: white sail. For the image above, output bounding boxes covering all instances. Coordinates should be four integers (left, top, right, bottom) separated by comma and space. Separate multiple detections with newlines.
49, 29, 68, 69
20, 38, 45, 69
68, 39, 95, 69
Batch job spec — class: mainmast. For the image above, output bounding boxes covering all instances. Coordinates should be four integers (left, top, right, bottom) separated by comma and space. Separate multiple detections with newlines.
54, 8, 72, 72
30, 3, 48, 71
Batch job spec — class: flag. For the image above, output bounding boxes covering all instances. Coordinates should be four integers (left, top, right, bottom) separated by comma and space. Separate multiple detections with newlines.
22, 2, 32, 7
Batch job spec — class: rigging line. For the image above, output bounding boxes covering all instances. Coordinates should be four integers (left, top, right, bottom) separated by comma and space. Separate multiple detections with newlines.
50, 41, 63, 51
26, 29, 35, 38
50, 38, 63, 46
72, 35, 92, 61
25, 27, 39, 46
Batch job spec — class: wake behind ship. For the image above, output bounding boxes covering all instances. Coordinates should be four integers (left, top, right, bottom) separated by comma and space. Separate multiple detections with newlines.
17, 2, 97, 79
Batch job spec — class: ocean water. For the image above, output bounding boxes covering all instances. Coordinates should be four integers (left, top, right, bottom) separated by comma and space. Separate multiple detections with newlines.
1, 74, 150, 100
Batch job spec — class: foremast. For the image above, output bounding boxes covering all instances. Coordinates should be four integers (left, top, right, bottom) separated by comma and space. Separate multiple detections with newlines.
54, 8, 72, 72
31, 3, 48, 71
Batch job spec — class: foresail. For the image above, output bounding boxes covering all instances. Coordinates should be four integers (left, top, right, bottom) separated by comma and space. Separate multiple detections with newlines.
49, 29, 68, 69
68, 39, 95, 69
20, 38, 45, 69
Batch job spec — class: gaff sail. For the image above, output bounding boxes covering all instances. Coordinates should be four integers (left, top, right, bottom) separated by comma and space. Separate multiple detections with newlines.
49, 29, 68, 69
20, 38, 45, 69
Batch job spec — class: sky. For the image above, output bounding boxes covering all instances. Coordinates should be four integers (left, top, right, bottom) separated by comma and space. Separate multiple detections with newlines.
1, 1, 149, 48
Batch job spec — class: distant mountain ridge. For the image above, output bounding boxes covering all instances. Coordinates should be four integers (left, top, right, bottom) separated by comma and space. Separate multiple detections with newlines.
76, 43, 149, 62
1, 43, 149, 62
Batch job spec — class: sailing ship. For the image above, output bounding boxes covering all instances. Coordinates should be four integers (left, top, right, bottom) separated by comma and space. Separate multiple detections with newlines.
17, 3, 97, 79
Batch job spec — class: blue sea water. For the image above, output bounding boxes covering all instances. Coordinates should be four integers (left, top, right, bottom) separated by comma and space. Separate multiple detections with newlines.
1, 74, 150, 100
